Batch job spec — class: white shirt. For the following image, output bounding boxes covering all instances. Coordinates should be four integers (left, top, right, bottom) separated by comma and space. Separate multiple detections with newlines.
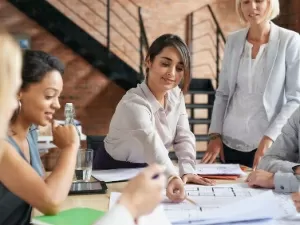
222, 41, 270, 152
94, 205, 135, 225
104, 82, 196, 177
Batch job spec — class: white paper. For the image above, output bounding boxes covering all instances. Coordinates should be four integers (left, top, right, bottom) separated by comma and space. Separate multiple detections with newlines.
196, 164, 246, 176
162, 184, 298, 224
163, 185, 260, 223
174, 191, 287, 225
92, 168, 143, 182
109, 192, 171, 225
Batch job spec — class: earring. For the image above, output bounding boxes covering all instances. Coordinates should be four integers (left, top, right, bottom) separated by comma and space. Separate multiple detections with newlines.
17, 100, 22, 114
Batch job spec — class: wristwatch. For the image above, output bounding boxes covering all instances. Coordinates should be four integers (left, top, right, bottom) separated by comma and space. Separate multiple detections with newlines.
208, 133, 222, 141
292, 165, 300, 181
292, 165, 300, 175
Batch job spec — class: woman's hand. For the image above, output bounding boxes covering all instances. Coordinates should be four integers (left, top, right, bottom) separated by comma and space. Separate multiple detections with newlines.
118, 164, 166, 218
52, 120, 80, 150
166, 177, 185, 203
253, 136, 273, 170
182, 174, 216, 186
202, 136, 224, 163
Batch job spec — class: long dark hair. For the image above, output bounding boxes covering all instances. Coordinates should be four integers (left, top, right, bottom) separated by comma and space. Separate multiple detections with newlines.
145, 34, 191, 93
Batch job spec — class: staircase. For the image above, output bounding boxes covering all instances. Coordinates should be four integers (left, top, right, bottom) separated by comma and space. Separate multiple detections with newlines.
9, 0, 225, 160
169, 5, 226, 159
9, 0, 148, 91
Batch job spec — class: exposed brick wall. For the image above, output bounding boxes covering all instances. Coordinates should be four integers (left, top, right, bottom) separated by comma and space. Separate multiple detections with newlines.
274, 0, 300, 32
0, 0, 242, 152
4, 0, 297, 152
48, 0, 141, 72
0, 0, 125, 136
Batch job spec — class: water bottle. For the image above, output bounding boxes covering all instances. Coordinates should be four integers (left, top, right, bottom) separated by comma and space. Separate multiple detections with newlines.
64, 103, 81, 143
64, 103, 75, 125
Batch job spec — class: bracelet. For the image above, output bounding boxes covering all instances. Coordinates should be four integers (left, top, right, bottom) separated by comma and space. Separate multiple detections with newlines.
208, 133, 222, 141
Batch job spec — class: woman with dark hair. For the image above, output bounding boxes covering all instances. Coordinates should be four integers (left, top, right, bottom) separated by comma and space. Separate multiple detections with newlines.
103, 34, 215, 203
0, 47, 167, 225
0, 50, 80, 225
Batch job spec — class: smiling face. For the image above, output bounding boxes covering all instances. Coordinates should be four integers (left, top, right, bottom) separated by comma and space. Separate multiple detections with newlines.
19, 70, 63, 126
240, 0, 270, 25
147, 46, 185, 93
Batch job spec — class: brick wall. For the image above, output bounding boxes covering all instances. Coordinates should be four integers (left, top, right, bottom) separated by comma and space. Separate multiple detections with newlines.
0, 0, 125, 136
0, 0, 242, 153
274, 0, 300, 32
2, 0, 298, 154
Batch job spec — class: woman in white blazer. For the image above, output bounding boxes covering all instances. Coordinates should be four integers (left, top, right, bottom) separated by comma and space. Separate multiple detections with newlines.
0, 29, 165, 225
202, 0, 300, 168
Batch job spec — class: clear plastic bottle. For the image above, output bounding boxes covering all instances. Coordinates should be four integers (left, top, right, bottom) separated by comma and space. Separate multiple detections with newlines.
64, 103, 75, 125
64, 102, 81, 143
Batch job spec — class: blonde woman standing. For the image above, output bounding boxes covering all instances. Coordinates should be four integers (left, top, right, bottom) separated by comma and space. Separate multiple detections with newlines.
202, 0, 300, 168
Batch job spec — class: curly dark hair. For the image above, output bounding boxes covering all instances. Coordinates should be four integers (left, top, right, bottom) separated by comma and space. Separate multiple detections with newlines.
21, 50, 65, 90
10, 50, 65, 124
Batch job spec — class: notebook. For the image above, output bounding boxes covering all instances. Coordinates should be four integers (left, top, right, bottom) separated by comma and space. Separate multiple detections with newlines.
31, 208, 105, 225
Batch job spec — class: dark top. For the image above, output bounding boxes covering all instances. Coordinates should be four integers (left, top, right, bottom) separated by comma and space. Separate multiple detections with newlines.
0, 127, 44, 225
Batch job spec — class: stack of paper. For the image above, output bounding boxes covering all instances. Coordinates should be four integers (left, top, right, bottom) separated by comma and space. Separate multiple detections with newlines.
92, 168, 143, 183
162, 184, 299, 225
196, 164, 246, 180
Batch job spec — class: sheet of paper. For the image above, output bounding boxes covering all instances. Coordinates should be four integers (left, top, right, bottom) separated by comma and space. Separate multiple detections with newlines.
173, 191, 289, 225
92, 168, 143, 182
176, 219, 276, 225
217, 183, 299, 219
162, 184, 298, 224
196, 164, 246, 176
163, 185, 261, 223
109, 192, 171, 225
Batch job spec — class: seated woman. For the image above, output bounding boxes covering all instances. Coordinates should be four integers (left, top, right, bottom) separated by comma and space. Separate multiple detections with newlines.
0, 47, 80, 224
102, 34, 215, 202
0, 29, 166, 225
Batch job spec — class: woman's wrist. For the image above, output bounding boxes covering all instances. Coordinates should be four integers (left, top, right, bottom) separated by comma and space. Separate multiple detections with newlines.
208, 133, 222, 141
118, 194, 138, 219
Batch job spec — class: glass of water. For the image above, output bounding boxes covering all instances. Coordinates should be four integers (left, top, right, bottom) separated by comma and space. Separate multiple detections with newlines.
74, 149, 93, 182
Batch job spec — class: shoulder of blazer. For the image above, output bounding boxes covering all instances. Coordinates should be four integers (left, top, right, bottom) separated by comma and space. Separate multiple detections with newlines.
276, 24, 300, 42
226, 27, 248, 42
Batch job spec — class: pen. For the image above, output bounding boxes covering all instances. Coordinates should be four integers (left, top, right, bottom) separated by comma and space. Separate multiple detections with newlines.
174, 189, 197, 205
152, 173, 160, 179
185, 197, 197, 205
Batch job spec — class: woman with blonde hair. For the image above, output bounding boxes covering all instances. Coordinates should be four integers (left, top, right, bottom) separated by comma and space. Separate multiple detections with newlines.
0, 29, 166, 225
202, 0, 300, 169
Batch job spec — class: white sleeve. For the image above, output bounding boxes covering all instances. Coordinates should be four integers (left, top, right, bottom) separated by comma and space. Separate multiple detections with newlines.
93, 205, 135, 225
116, 100, 178, 178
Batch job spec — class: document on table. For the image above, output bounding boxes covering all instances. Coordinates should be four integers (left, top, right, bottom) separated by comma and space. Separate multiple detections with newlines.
162, 184, 298, 225
196, 164, 246, 176
109, 192, 171, 225
162, 185, 259, 223
92, 168, 143, 182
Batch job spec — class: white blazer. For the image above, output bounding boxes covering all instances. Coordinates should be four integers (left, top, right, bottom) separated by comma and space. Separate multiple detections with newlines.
209, 22, 300, 141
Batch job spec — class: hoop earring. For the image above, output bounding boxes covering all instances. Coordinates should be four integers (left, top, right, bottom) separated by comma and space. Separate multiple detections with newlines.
17, 100, 22, 115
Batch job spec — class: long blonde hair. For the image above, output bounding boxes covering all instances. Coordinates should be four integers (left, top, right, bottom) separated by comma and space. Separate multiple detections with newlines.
0, 29, 22, 141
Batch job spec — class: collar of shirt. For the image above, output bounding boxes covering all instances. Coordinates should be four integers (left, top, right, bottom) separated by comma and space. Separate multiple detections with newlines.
139, 81, 180, 113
